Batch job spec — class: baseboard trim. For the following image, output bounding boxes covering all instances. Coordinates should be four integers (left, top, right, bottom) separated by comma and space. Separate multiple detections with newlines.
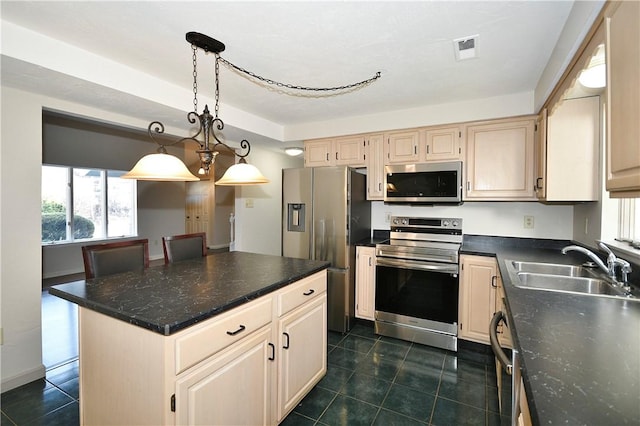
1, 363, 46, 393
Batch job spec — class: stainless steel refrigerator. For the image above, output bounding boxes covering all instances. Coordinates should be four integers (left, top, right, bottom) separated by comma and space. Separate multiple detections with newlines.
282, 166, 371, 333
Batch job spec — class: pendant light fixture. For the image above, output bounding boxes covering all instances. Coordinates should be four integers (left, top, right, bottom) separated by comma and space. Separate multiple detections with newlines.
123, 32, 381, 184
123, 32, 268, 185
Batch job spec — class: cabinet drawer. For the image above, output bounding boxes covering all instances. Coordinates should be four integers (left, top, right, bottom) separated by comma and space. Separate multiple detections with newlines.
175, 297, 273, 374
278, 271, 327, 317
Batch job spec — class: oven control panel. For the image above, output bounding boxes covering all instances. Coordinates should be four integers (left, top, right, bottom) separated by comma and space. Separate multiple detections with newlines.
390, 216, 462, 230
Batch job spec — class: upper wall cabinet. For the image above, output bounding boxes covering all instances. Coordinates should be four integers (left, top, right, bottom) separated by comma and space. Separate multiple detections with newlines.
304, 136, 366, 167
304, 138, 333, 167
384, 130, 420, 164
421, 125, 463, 162
365, 134, 385, 200
605, 1, 640, 197
465, 117, 537, 200
538, 96, 600, 202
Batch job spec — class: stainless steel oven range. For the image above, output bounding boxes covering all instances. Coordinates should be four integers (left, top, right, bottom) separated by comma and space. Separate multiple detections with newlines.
375, 216, 462, 351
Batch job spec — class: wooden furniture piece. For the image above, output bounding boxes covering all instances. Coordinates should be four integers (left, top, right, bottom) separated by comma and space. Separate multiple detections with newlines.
81, 238, 150, 279
458, 254, 498, 345
162, 232, 207, 264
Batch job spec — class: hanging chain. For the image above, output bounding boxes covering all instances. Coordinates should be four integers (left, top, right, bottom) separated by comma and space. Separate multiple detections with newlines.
217, 56, 381, 92
192, 45, 199, 113
214, 54, 221, 119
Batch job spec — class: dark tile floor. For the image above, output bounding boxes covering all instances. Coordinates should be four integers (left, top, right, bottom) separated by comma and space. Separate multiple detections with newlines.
2, 292, 511, 425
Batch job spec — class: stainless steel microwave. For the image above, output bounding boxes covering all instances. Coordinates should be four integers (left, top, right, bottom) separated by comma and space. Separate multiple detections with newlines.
384, 161, 463, 204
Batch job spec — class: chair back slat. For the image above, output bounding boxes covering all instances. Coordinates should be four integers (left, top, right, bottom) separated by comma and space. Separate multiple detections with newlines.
82, 239, 150, 279
162, 233, 207, 264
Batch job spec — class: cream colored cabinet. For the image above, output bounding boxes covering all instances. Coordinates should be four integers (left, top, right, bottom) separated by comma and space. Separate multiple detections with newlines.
534, 109, 548, 199
355, 246, 376, 320
304, 136, 365, 167
304, 138, 333, 167
605, 0, 640, 197
77, 270, 327, 426
458, 255, 498, 345
335, 135, 366, 166
365, 134, 385, 200
277, 295, 327, 422
421, 125, 463, 162
465, 117, 537, 200
175, 326, 273, 425
538, 97, 600, 201
384, 129, 420, 164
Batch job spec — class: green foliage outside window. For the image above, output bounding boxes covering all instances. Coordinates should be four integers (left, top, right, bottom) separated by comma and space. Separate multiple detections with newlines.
42, 200, 95, 241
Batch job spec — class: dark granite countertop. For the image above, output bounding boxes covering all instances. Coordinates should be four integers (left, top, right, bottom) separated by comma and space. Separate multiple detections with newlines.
462, 235, 640, 425
49, 251, 330, 336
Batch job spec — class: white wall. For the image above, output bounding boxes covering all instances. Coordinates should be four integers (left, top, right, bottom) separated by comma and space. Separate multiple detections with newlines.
372, 201, 573, 240
234, 148, 303, 255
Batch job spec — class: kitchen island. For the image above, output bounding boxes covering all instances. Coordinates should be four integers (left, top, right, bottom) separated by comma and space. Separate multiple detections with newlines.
462, 236, 640, 425
50, 251, 330, 425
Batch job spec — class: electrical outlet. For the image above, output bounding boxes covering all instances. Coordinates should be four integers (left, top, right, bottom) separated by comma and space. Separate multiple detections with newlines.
385, 212, 392, 223
245, 198, 254, 208
524, 215, 534, 229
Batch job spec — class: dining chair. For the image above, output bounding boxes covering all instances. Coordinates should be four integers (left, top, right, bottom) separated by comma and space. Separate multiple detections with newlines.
81, 239, 150, 279
162, 232, 207, 264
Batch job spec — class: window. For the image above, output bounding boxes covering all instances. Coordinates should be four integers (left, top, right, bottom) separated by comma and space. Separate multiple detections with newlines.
41, 165, 137, 243
619, 198, 639, 243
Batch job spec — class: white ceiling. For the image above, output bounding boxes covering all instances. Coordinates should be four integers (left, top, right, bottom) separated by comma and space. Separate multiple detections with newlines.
1, 1, 578, 143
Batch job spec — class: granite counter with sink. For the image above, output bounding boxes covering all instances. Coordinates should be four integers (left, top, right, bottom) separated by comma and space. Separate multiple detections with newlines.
461, 235, 640, 425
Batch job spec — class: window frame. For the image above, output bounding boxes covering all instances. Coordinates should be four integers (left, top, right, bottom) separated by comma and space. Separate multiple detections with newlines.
41, 165, 138, 245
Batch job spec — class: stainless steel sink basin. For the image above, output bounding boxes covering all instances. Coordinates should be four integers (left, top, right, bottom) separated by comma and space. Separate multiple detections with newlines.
505, 259, 637, 301
516, 273, 627, 296
509, 261, 594, 277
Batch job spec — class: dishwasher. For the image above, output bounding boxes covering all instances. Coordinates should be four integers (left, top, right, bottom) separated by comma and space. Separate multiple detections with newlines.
490, 311, 531, 426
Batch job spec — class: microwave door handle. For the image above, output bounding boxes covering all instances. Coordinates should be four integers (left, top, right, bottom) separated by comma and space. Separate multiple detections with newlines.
490, 311, 512, 375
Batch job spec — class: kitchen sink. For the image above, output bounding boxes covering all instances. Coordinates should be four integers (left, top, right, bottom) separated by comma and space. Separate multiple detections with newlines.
505, 260, 637, 301
509, 261, 594, 277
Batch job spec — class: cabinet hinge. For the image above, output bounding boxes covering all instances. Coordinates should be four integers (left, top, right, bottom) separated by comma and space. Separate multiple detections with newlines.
534, 123, 538, 132
458, 131, 462, 138
171, 394, 176, 412
458, 147, 461, 154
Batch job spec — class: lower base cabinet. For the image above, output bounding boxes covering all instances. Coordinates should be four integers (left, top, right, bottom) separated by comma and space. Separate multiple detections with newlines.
176, 326, 273, 425
78, 270, 327, 425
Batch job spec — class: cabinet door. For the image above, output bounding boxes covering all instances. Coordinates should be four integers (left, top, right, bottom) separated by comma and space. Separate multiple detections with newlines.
175, 326, 273, 426
465, 118, 536, 200
545, 97, 600, 201
366, 134, 385, 200
355, 246, 376, 320
535, 109, 548, 199
277, 295, 327, 422
384, 130, 420, 164
606, 1, 640, 196
304, 139, 333, 167
335, 135, 366, 166
422, 126, 462, 161
459, 255, 497, 345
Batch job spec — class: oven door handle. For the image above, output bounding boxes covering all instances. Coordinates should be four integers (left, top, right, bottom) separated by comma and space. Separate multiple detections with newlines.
490, 311, 513, 375
375, 257, 458, 274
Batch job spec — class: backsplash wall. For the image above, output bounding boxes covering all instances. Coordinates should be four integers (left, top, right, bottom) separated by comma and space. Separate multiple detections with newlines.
371, 201, 573, 240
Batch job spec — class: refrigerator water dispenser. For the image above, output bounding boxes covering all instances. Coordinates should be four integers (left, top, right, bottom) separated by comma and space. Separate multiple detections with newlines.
287, 203, 306, 232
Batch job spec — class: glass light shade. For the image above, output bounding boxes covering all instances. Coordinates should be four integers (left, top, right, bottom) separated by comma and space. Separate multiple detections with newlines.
578, 63, 606, 89
215, 162, 269, 186
122, 153, 200, 181
284, 147, 304, 156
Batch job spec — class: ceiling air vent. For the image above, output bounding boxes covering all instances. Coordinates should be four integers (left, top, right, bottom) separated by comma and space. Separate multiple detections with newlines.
453, 35, 478, 61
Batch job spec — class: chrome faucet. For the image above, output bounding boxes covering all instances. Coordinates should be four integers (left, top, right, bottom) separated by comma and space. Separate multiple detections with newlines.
561, 243, 633, 291
561, 244, 612, 277
598, 242, 632, 290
